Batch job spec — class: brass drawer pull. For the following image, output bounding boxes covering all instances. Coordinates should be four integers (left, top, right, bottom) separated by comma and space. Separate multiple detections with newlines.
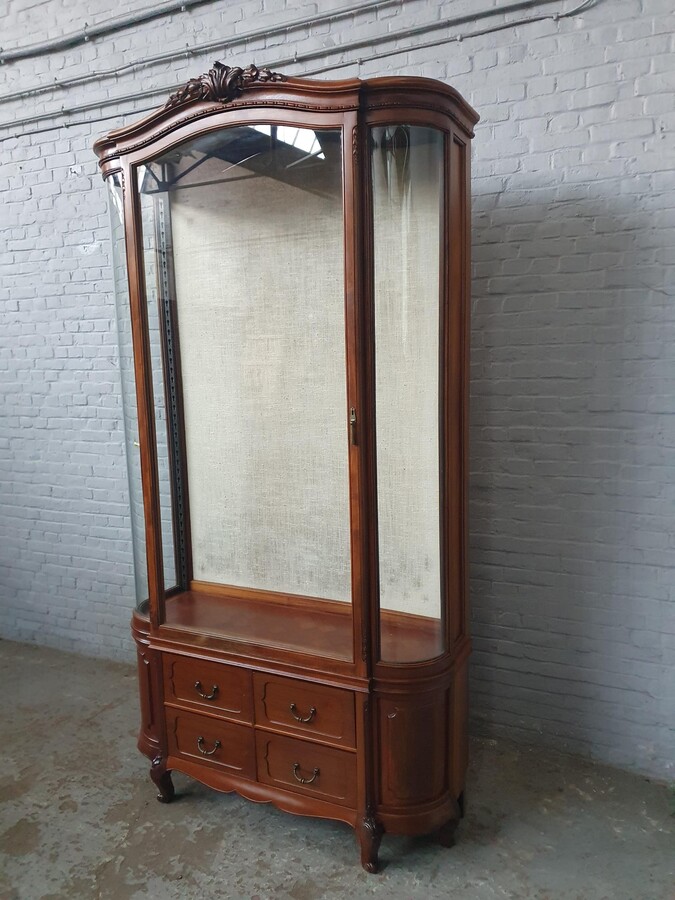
289, 702, 316, 724
197, 736, 221, 756
292, 763, 320, 785
194, 681, 218, 701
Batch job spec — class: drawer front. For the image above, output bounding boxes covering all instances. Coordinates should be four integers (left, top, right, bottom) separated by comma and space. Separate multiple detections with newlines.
256, 732, 357, 808
253, 673, 355, 748
167, 709, 256, 778
164, 654, 253, 722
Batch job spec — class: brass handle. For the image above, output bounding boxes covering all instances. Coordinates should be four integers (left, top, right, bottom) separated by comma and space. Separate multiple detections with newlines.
349, 407, 357, 445
194, 681, 218, 701
292, 763, 320, 785
197, 736, 221, 756
289, 703, 316, 724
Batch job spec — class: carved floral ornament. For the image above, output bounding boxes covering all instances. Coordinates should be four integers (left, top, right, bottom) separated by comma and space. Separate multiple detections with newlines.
165, 62, 287, 109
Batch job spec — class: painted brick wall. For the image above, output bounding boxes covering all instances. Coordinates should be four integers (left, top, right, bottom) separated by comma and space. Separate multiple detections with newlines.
1, 0, 674, 779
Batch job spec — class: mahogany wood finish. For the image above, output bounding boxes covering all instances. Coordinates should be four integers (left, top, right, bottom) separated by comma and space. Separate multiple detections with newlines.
167, 708, 257, 778
96, 64, 477, 873
150, 754, 175, 803
162, 584, 443, 665
253, 673, 356, 749
163, 653, 253, 721
256, 733, 358, 808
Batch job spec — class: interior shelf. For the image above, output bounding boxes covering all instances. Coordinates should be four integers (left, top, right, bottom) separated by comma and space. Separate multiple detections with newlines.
162, 585, 442, 664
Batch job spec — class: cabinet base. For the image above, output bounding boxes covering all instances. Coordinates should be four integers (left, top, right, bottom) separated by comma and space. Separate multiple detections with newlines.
131, 613, 468, 872
142, 761, 464, 873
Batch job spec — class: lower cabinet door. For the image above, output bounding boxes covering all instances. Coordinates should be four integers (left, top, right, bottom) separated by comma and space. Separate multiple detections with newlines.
167, 709, 256, 778
377, 691, 449, 807
255, 732, 357, 808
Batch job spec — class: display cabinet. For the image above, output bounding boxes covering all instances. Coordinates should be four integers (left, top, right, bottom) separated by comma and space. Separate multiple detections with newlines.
95, 63, 478, 872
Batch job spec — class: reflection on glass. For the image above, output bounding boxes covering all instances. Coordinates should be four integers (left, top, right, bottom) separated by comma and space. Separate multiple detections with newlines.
138, 125, 352, 613
371, 125, 445, 663
109, 174, 148, 609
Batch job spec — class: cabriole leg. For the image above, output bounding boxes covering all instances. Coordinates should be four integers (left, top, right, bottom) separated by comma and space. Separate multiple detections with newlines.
150, 755, 175, 803
437, 796, 462, 848
357, 814, 383, 874
436, 817, 459, 848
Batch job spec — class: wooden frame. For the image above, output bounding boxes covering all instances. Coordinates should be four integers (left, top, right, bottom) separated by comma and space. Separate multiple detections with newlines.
95, 63, 478, 872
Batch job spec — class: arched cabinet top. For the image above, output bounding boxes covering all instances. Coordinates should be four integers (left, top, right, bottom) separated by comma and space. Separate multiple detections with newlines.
93, 62, 479, 177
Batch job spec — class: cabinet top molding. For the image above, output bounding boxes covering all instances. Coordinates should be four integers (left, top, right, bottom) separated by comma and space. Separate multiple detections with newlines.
93, 63, 478, 176
165, 62, 287, 109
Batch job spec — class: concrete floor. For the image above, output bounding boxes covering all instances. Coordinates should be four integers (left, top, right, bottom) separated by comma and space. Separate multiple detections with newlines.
0, 640, 672, 900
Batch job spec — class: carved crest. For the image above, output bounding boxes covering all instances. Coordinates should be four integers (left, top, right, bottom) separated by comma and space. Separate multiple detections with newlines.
165, 62, 286, 109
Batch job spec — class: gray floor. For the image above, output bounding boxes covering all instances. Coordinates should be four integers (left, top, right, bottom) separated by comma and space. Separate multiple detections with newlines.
0, 640, 672, 900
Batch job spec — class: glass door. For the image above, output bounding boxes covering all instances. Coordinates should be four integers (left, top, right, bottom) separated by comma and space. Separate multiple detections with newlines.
136, 122, 354, 660
370, 124, 446, 663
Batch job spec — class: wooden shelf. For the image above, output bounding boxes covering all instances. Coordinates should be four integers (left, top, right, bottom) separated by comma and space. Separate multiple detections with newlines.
380, 608, 444, 664
162, 584, 443, 664
164, 585, 354, 661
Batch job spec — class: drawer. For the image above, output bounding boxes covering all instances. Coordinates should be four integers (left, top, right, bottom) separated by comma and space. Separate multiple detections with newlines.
167, 708, 256, 778
163, 654, 253, 722
256, 732, 357, 808
253, 673, 355, 748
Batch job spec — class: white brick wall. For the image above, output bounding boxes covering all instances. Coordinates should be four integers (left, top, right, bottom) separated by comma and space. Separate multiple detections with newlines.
1, 0, 674, 779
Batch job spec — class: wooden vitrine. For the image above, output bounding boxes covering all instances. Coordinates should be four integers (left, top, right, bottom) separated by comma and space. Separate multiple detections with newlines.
94, 63, 477, 872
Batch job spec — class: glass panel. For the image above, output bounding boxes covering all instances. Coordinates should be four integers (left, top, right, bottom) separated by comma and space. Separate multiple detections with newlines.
138, 190, 179, 593
108, 175, 148, 610
138, 125, 352, 659
109, 174, 178, 608
371, 125, 445, 663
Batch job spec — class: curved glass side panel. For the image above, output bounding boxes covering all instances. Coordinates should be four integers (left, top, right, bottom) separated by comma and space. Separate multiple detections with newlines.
137, 124, 353, 660
371, 125, 445, 663
137, 191, 179, 593
108, 174, 148, 610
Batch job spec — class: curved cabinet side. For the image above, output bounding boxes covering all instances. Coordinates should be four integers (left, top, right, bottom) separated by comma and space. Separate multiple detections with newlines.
449, 652, 469, 800
373, 647, 470, 837
131, 611, 165, 761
